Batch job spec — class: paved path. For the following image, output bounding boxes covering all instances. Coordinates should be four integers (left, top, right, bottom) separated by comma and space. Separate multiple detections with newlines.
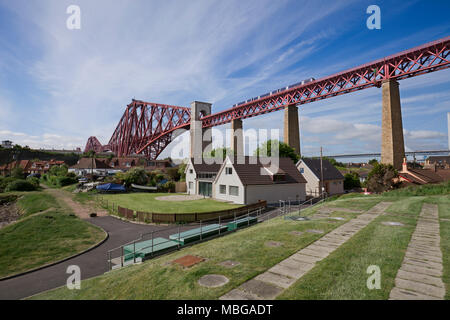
389, 204, 445, 300
220, 202, 391, 300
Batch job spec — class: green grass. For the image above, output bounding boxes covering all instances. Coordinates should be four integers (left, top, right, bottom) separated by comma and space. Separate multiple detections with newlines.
97, 193, 242, 214
29, 192, 450, 300
323, 195, 385, 211
31, 206, 355, 300
16, 192, 60, 218
383, 181, 450, 197
278, 199, 420, 299
0, 192, 106, 279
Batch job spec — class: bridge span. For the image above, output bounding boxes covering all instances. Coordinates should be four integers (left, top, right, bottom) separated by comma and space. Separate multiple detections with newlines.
85, 36, 450, 170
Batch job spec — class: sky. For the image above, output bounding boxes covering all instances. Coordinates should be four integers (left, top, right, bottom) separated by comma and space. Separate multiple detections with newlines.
0, 0, 449, 160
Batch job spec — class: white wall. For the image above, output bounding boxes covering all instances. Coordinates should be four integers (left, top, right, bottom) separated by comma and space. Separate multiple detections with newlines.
185, 161, 197, 195
326, 179, 344, 195
246, 183, 306, 205
213, 160, 245, 204
297, 162, 320, 196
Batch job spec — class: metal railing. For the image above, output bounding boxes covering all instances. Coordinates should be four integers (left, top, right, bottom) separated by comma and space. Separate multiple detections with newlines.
106, 207, 264, 271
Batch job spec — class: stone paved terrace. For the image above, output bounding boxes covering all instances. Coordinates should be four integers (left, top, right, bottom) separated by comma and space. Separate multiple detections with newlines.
220, 202, 392, 300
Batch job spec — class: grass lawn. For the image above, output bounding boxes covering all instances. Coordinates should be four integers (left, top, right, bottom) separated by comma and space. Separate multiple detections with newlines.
322, 195, 384, 211
16, 192, 60, 218
97, 193, 242, 214
278, 197, 420, 299
30, 206, 357, 300
28, 190, 450, 300
0, 192, 106, 279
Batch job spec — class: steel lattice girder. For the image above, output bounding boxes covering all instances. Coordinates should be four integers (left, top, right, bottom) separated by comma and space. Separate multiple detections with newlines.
201, 36, 450, 128
84, 136, 105, 153
89, 36, 450, 160
107, 100, 191, 159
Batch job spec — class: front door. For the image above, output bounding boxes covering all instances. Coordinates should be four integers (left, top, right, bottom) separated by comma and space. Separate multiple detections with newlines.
198, 182, 212, 197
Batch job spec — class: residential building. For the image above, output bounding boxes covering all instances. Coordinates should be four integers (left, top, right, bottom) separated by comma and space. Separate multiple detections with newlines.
69, 158, 112, 176
1, 140, 13, 149
185, 157, 307, 205
0, 159, 65, 176
145, 159, 175, 172
296, 158, 344, 197
399, 159, 444, 185
424, 156, 450, 169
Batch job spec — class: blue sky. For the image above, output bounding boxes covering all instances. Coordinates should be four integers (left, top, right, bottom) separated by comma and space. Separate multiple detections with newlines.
0, 0, 449, 159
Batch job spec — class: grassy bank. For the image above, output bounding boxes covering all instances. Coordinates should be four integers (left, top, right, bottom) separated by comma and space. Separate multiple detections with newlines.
278, 198, 419, 299
0, 192, 106, 278
96, 193, 242, 214
30, 205, 357, 300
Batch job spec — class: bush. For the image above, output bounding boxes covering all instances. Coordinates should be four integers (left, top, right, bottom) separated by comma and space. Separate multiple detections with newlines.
344, 172, 361, 190
366, 163, 399, 193
5, 180, 37, 192
26, 176, 40, 188
58, 176, 78, 187
161, 181, 175, 193
0, 177, 16, 192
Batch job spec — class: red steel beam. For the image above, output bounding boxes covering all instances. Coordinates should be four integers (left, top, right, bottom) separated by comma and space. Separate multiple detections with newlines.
91, 36, 450, 159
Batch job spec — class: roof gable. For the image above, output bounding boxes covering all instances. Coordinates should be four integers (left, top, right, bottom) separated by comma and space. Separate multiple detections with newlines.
299, 158, 344, 181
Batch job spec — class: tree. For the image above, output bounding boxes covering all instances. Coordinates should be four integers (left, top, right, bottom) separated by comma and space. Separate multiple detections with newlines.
366, 163, 399, 193
204, 148, 233, 159
344, 172, 361, 190
254, 140, 300, 163
11, 167, 24, 179
323, 157, 345, 168
368, 159, 379, 166
166, 167, 181, 181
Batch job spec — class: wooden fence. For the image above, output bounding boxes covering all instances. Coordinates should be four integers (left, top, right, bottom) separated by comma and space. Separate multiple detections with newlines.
115, 200, 267, 224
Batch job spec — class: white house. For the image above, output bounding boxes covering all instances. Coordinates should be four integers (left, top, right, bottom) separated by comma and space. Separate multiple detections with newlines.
69, 158, 112, 176
185, 159, 222, 197
186, 156, 307, 205
296, 158, 344, 197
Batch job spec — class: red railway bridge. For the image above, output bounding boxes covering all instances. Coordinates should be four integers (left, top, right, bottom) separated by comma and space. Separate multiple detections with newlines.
85, 36, 450, 169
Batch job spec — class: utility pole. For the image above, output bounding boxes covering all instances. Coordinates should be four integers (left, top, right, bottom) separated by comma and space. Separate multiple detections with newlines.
320, 146, 324, 199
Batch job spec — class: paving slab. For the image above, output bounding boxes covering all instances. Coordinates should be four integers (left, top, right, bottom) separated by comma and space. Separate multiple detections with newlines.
396, 270, 444, 288
268, 263, 312, 279
240, 279, 284, 299
395, 278, 445, 298
299, 247, 330, 259
219, 289, 259, 300
389, 287, 440, 300
198, 274, 229, 288
400, 264, 442, 277
291, 253, 322, 264
389, 204, 444, 300
254, 272, 296, 289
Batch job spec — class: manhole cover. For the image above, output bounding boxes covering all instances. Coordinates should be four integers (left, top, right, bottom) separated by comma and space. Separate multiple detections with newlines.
329, 217, 345, 221
172, 255, 205, 268
198, 274, 229, 288
289, 231, 304, 236
381, 222, 405, 227
306, 229, 324, 234
296, 217, 310, 221
219, 260, 241, 268
265, 241, 283, 247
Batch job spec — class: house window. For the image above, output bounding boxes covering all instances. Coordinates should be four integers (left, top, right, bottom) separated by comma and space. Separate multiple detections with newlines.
225, 167, 232, 175
189, 169, 193, 174
229, 186, 239, 196
219, 185, 226, 194
189, 182, 193, 190
300, 168, 304, 173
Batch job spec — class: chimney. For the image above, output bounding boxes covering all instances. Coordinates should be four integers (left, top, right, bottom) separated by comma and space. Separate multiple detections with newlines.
402, 157, 407, 172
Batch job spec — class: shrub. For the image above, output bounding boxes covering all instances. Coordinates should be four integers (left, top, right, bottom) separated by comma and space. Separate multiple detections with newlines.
366, 163, 399, 193
26, 176, 40, 188
0, 177, 16, 192
5, 180, 37, 192
11, 167, 25, 180
344, 172, 361, 190
58, 176, 78, 187
161, 181, 175, 193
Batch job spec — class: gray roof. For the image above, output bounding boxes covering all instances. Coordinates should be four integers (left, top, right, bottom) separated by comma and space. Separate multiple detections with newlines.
190, 159, 222, 173
232, 157, 306, 185
299, 158, 344, 181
